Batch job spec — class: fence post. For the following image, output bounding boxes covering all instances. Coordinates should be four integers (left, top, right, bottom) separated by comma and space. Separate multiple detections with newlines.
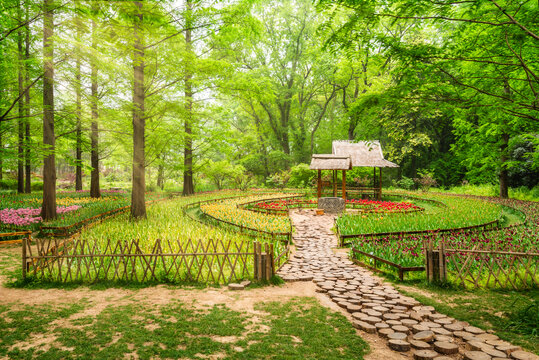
426, 239, 446, 283
270, 243, 275, 275
22, 233, 27, 280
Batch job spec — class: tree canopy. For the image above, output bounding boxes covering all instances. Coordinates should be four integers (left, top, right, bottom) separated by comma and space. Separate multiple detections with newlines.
0, 0, 537, 210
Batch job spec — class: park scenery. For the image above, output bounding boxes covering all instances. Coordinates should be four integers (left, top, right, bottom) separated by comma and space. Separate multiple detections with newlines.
0, 0, 538, 359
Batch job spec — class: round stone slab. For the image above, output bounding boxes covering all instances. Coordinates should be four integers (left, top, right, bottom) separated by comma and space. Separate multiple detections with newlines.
388, 332, 408, 341
410, 340, 432, 350
378, 328, 395, 339
434, 341, 459, 355
413, 331, 435, 343
444, 323, 464, 332
389, 339, 411, 352
465, 326, 486, 335
510, 350, 539, 360
413, 350, 439, 360
463, 351, 492, 360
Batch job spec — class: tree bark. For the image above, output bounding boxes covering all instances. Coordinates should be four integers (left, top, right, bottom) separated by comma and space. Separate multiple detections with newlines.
157, 155, 164, 190
90, 6, 100, 198
182, 0, 194, 196
75, 17, 82, 191
41, 0, 56, 220
131, 1, 146, 219
17, 1, 24, 193
24, 0, 31, 193
499, 132, 509, 198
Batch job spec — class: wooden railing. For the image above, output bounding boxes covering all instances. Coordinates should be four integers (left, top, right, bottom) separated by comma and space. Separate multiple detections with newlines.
22, 237, 267, 284
350, 247, 425, 281
337, 219, 501, 247
0, 231, 31, 246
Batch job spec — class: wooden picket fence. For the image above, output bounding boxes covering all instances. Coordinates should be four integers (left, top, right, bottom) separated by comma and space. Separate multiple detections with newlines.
423, 239, 539, 290
444, 246, 539, 290
22, 237, 271, 284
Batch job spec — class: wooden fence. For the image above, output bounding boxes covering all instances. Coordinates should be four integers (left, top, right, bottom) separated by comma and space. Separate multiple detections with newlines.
0, 231, 31, 246
443, 245, 539, 290
338, 219, 501, 247
350, 247, 425, 281
22, 237, 280, 284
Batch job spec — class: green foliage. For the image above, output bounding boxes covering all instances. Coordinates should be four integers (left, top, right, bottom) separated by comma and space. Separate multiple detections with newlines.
288, 163, 314, 188
395, 176, 414, 190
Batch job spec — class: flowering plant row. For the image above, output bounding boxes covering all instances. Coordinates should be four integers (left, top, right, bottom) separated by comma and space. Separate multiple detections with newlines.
0, 191, 163, 232
200, 194, 293, 234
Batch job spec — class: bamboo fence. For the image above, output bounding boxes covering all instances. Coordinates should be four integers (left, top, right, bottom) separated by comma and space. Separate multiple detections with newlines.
0, 230, 31, 246
443, 244, 539, 290
23, 237, 265, 284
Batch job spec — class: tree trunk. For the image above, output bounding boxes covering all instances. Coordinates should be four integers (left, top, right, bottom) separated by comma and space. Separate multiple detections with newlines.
499, 79, 511, 199
17, 2, 24, 193
24, 0, 31, 193
499, 132, 509, 199
75, 17, 82, 191
41, 0, 56, 220
157, 156, 164, 190
90, 7, 100, 198
131, 1, 146, 219
182, 0, 194, 196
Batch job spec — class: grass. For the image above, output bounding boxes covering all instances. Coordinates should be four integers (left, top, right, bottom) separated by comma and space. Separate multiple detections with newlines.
0, 297, 368, 360
393, 280, 539, 354
434, 184, 539, 202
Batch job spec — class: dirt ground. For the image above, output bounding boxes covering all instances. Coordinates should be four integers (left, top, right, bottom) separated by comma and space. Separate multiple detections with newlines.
0, 244, 405, 360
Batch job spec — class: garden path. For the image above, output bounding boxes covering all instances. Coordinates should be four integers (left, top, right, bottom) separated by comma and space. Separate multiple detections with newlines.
277, 209, 538, 360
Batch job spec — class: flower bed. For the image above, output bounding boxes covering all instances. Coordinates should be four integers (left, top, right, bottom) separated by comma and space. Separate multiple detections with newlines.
337, 194, 503, 235
0, 191, 163, 234
347, 194, 537, 287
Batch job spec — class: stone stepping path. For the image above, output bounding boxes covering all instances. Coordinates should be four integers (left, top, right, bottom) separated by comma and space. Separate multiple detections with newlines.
277, 209, 538, 360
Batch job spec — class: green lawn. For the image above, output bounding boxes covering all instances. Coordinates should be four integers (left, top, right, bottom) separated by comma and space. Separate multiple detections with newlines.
0, 297, 368, 360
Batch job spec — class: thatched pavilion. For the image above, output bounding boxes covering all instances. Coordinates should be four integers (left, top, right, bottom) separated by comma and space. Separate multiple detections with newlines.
310, 140, 398, 200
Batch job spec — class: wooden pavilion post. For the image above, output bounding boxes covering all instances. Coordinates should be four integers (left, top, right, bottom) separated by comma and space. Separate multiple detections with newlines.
373, 167, 376, 199
317, 170, 322, 198
379, 167, 382, 200
342, 170, 346, 201
332, 170, 337, 197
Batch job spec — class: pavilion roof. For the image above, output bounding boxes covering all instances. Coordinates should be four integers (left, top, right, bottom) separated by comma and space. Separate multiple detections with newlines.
331, 140, 398, 168
309, 154, 352, 170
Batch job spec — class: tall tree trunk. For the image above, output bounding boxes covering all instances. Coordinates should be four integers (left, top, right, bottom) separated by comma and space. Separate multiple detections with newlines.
499, 132, 509, 198
157, 162, 164, 190
90, 7, 100, 198
17, 2, 24, 193
182, 0, 194, 196
75, 17, 82, 191
17, 9, 24, 194
499, 79, 511, 199
131, 1, 146, 218
24, 0, 31, 193
41, 0, 56, 220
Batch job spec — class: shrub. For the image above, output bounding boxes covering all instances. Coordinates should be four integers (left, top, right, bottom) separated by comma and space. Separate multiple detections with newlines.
288, 163, 313, 188
414, 170, 438, 192
396, 176, 414, 190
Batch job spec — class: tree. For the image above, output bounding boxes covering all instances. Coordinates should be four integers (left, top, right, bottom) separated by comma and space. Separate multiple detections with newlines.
89, 1, 100, 198
41, 0, 56, 220
182, 0, 194, 195
131, 0, 146, 219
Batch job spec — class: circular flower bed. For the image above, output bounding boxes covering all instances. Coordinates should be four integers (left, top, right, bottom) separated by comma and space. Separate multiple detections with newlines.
346, 199, 423, 213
